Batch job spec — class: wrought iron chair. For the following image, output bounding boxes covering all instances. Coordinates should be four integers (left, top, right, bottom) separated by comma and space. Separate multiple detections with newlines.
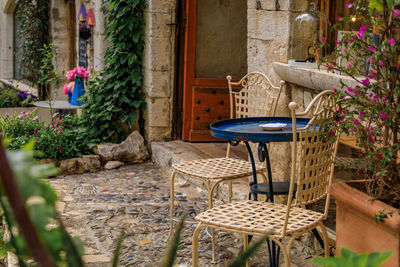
168, 72, 284, 260
192, 90, 339, 267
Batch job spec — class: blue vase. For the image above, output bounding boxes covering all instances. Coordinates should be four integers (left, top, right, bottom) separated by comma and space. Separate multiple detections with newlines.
68, 91, 72, 104
71, 76, 85, 106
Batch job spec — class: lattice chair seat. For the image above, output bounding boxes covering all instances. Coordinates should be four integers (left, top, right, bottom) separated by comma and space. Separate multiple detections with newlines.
172, 157, 265, 180
196, 200, 324, 236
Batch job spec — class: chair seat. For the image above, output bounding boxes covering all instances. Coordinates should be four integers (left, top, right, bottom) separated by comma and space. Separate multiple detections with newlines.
250, 182, 297, 196
195, 200, 324, 236
172, 157, 265, 180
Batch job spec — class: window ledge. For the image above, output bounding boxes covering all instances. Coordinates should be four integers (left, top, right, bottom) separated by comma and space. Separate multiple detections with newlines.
0, 79, 38, 97
272, 62, 358, 92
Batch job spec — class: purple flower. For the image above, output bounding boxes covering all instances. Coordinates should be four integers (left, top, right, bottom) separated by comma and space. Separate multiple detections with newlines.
376, 13, 382, 18
380, 113, 387, 120
382, 97, 388, 102
368, 46, 376, 52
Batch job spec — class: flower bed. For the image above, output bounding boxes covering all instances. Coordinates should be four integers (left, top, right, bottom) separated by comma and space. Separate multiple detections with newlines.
1, 111, 94, 160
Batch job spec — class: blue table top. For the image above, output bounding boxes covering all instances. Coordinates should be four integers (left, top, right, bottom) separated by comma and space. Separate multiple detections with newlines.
210, 117, 310, 143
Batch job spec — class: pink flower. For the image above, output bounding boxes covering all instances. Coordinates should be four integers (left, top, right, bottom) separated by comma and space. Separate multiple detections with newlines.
335, 40, 340, 44
354, 120, 360, 126
360, 111, 365, 117
327, 63, 334, 71
394, 9, 400, 16
368, 46, 376, 52
379, 61, 384, 66
34, 139, 39, 143
337, 16, 342, 21
370, 58, 375, 63
380, 113, 387, 120
377, 153, 384, 160
345, 2, 350, 8
333, 88, 337, 92
18, 112, 24, 119
369, 133, 375, 143
342, 48, 347, 53
347, 87, 354, 94
59, 146, 64, 151
357, 24, 367, 38
372, 96, 378, 102
382, 97, 388, 102
389, 38, 395, 45
359, 48, 363, 52
362, 78, 370, 86
347, 64, 353, 68
32, 116, 38, 121
63, 83, 69, 95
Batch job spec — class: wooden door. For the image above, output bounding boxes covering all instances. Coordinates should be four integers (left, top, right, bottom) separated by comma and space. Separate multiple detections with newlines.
181, 0, 247, 141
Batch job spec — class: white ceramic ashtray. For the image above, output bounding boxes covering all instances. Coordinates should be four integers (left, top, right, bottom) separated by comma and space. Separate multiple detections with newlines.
259, 123, 287, 131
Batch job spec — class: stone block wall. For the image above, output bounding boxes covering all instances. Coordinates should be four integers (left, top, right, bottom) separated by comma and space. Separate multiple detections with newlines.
143, 0, 177, 142
246, 0, 311, 182
0, 0, 16, 79
49, 1, 71, 100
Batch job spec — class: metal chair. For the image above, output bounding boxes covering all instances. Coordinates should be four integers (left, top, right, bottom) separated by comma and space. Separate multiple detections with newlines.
168, 72, 284, 261
192, 90, 339, 267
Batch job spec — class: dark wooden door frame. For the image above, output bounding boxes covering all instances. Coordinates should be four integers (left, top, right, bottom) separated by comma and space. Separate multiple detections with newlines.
181, 0, 229, 141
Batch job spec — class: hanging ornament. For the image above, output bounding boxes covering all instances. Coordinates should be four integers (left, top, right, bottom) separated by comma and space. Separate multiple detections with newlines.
87, 8, 96, 26
78, 4, 87, 22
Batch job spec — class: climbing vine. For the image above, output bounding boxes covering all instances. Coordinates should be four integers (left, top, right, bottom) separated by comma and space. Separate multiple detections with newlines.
15, 0, 49, 87
81, 0, 147, 143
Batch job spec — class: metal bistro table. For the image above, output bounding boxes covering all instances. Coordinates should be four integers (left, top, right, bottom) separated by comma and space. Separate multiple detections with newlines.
209, 116, 310, 267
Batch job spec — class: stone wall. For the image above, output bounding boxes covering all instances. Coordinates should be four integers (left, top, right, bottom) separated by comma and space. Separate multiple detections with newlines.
142, 0, 177, 142
0, 0, 16, 79
49, 1, 71, 100
246, 0, 312, 182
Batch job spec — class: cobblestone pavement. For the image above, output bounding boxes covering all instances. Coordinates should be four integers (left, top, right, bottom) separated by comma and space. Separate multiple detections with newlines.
49, 163, 323, 266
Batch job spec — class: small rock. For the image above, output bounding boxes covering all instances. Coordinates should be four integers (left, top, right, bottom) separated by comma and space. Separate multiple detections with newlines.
104, 161, 124, 170
39, 158, 57, 165
94, 131, 149, 162
59, 155, 101, 175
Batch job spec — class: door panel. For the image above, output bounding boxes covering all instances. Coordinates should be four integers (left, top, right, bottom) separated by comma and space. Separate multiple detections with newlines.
182, 0, 247, 141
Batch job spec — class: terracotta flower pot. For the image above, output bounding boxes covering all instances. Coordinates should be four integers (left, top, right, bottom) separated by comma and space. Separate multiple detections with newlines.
330, 182, 400, 267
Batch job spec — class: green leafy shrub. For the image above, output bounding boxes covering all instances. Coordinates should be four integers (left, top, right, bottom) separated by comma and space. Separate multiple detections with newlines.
311, 247, 392, 267
80, 0, 147, 143
1, 142, 84, 266
0, 87, 21, 108
1, 112, 95, 160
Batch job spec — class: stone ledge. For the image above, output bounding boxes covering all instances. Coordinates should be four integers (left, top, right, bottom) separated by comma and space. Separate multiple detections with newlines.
272, 62, 359, 91
0, 79, 38, 96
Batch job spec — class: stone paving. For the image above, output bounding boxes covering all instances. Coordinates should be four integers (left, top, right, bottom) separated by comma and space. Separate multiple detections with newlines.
49, 163, 323, 266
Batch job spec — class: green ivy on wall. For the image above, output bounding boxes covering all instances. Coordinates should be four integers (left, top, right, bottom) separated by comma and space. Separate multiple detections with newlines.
15, 0, 49, 90
81, 0, 147, 143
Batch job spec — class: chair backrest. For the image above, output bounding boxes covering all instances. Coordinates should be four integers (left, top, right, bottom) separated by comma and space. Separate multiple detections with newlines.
227, 72, 284, 119
225, 72, 284, 157
283, 90, 339, 235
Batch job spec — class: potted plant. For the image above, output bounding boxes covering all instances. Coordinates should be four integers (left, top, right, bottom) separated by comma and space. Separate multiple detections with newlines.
319, 0, 400, 266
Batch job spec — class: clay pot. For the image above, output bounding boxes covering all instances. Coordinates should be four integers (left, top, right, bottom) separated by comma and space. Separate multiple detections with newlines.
330, 182, 400, 267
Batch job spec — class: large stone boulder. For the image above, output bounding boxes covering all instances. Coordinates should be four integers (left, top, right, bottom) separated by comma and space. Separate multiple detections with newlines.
94, 131, 149, 162
59, 155, 102, 175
